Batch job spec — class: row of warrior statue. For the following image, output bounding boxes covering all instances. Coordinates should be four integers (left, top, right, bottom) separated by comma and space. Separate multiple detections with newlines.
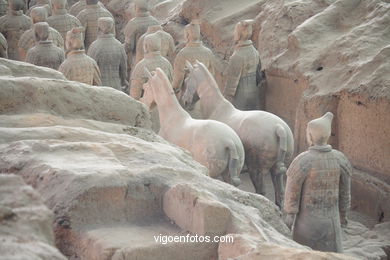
0, 0, 261, 110
0, 0, 352, 255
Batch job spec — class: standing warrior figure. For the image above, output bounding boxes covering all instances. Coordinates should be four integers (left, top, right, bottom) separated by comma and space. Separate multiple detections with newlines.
172, 21, 215, 94
123, 0, 159, 71
0, 32, 8, 58
59, 27, 102, 85
284, 112, 351, 253
88, 17, 128, 91
135, 24, 175, 65
47, 0, 81, 41
76, 0, 113, 50
19, 6, 64, 61
223, 20, 263, 111
0, 0, 32, 60
26, 22, 65, 70
130, 32, 172, 99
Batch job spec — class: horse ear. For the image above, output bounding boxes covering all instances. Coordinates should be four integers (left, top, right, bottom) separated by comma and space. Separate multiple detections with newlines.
196, 60, 210, 75
185, 60, 193, 70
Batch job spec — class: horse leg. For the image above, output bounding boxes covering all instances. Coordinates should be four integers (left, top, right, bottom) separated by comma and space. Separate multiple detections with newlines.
270, 163, 286, 209
248, 166, 267, 195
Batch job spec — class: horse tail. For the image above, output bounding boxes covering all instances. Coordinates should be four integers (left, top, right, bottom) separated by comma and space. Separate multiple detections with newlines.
275, 124, 288, 175
227, 142, 242, 187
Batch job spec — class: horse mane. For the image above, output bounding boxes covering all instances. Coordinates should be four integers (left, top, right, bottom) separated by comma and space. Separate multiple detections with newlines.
195, 60, 222, 95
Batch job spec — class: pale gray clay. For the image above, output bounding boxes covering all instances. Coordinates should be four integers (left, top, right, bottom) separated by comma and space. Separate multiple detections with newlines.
123, 0, 159, 71
59, 27, 102, 85
0, 0, 32, 60
27, 0, 52, 16
182, 61, 294, 208
284, 112, 351, 253
47, 0, 81, 41
223, 20, 263, 110
87, 17, 128, 91
130, 32, 172, 99
69, 0, 105, 17
172, 21, 215, 95
26, 22, 65, 70
76, 0, 113, 50
141, 67, 244, 186
135, 24, 175, 65
18, 6, 64, 61
0, 0, 7, 16
0, 32, 7, 58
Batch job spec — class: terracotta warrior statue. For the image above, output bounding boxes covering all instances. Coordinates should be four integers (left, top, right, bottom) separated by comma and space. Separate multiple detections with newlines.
25, 22, 65, 70
284, 112, 351, 253
87, 17, 128, 91
59, 27, 102, 85
0, 32, 7, 58
223, 20, 263, 111
123, 0, 159, 70
76, 0, 113, 50
130, 32, 173, 99
27, 0, 52, 16
19, 6, 64, 61
135, 24, 175, 65
0, 0, 7, 16
172, 21, 215, 94
47, 0, 81, 41
69, 0, 105, 17
0, 0, 32, 60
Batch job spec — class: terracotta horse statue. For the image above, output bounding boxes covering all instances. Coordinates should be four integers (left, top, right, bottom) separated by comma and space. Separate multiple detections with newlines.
181, 61, 294, 208
140, 67, 245, 187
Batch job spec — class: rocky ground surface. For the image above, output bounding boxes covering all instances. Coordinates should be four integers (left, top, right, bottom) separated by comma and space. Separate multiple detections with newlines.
0, 174, 66, 260
0, 58, 371, 259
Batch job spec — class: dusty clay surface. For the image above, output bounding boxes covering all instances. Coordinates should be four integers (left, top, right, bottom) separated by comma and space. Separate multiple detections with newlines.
0, 0, 389, 259
0, 59, 369, 260
0, 174, 67, 260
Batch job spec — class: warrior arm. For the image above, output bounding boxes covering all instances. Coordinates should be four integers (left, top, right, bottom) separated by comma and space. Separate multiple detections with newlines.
223, 53, 242, 101
124, 22, 136, 54
284, 155, 308, 214
172, 53, 185, 91
92, 62, 102, 86
130, 78, 143, 99
339, 157, 352, 225
119, 47, 129, 87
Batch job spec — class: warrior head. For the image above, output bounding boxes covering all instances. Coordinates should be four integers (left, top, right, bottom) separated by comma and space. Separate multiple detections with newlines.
66, 27, 84, 51
306, 112, 334, 146
134, 0, 148, 13
143, 32, 161, 54
30, 6, 48, 23
9, 0, 24, 11
98, 17, 114, 35
33, 22, 50, 42
51, 0, 66, 11
234, 20, 254, 43
185, 22, 200, 43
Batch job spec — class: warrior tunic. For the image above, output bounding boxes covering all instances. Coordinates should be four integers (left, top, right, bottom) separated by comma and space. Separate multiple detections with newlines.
284, 145, 351, 252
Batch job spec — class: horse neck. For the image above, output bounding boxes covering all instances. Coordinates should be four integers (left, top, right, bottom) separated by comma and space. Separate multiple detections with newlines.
197, 78, 228, 118
153, 84, 189, 124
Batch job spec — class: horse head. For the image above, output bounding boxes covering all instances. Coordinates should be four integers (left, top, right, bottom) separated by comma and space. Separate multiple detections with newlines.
181, 60, 198, 110
141, 67, 175, 109
140, 67, 156, 109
